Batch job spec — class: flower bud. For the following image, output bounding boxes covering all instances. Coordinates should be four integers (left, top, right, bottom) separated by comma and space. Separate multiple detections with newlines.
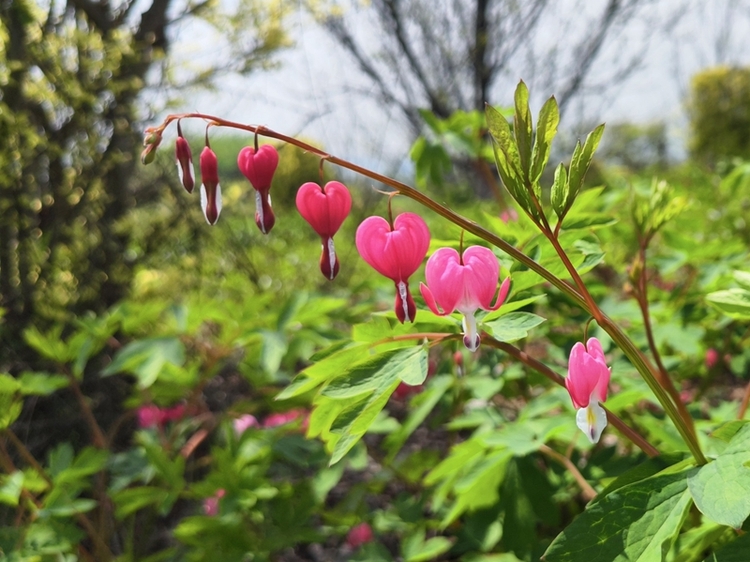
199, 146, 222, 225
175, 135, 195, 193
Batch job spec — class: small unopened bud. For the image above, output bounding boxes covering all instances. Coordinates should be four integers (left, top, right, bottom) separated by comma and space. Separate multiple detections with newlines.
175, 136, 195, 193
141, 129, 163, 165
199, 146, 222, 225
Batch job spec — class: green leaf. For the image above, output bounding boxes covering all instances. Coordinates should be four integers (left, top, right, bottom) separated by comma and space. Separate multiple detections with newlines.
18, 371, 70, 396
702, 533, 750, 561
322, 347, 427, 399
276, 343, 369, 400
484, 312, 546, 342
0, 387, 22, 430
561, 213, 618, 231
544, 468, 696, 562
383, 375, 453, 461
23, 325, 69, 363
706, 289, 750, 318
531, 96, 559, 183
688, 424, 750, 529
550, 162, 568, 217
0, 472, 24, 506
102, 337, 186, 388
566, 124, 605, 207
112, 486, 170, 519
261, 330, 287, 376
403, 530, 453, 562
732, 270, 750, 291
441, 449, 512, 526
513, 81, 533, 180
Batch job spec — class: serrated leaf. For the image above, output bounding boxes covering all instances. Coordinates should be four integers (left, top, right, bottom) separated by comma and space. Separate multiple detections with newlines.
550, 162, 568, 217
484, 312, 546, 342
544, 468, 696, 562
706, 289, 750, 318
531, 96, 559, 183
23, 325, 69, 363
566, 124, 605, 208
688, 424, 750, 529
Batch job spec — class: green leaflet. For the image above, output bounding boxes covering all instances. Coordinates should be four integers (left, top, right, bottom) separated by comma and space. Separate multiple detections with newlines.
688, 423, 750, 529
544, 468, 696, 562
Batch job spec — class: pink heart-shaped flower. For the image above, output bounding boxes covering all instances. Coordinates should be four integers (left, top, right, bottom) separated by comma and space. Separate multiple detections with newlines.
237, 145, 279, 192
296, 181, 352, 239
355, 213, 430, 283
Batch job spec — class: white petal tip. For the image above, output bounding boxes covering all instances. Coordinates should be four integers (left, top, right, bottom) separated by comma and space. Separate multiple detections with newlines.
576, 401, 607, 444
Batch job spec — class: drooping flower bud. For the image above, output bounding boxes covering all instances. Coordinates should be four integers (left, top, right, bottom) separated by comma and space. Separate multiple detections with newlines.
238, 145, 279, 234
141, 128, 162, 165
175, 125, 195, 193
296, 181, 352, 280
420, 246, 511, 351
199, 146, 222, 225
355, 213, 430, 323
565, 337, 611, 443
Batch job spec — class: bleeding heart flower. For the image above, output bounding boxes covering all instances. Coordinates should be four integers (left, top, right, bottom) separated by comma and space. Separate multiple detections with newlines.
419, 246, 511, 351
199, 146, 222, 225
175, 123, 194, 193
355, 213, 430, 323
565, 337, 611, 443
238, 145, 279, 234
296, 181, 352, 280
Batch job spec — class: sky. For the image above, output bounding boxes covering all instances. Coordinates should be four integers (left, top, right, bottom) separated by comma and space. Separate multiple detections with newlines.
164, 0, 750, 172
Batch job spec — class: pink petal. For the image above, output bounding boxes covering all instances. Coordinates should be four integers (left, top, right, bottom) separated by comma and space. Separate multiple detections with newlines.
566, 342, 592, 408
296, 181, 352, 238
424, 247, 463, 314
237, 145, 279, 191
460, 246, 500, 311
355, 213, 430, 282
419, 282, 449, 315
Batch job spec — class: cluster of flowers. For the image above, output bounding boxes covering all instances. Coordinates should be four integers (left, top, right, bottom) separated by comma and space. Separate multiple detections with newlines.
172, 128, 613, 443
172, 127, 512, 353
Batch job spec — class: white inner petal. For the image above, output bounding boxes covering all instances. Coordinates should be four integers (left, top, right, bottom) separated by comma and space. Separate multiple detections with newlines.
576, 401, 608, 444
327, 238, 337, 279
255, 190, 265, 233
397, 281, 410, 322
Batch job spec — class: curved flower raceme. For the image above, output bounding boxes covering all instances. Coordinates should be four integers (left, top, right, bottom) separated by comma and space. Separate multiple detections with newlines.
238, 145, 279, 234
199, 146, 222, 225
296, 181, 352, 280
565, 337, 612, 444
419, 246, 511, 352
355, 213, 430, 323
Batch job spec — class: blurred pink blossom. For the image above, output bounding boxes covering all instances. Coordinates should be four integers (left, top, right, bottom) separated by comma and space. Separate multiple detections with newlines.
262, 408, 308, 429
233, 414, 259, 435
137, 403, 186, 428
500, 209, 518, 223
203, 489, 225, 516
705, 348, 719, 369
346, 522, 374, 549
